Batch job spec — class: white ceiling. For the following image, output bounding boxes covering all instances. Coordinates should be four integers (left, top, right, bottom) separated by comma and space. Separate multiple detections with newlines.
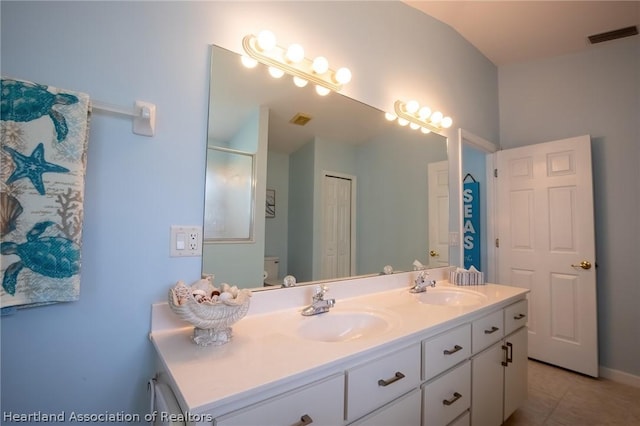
404, 1, 640, 66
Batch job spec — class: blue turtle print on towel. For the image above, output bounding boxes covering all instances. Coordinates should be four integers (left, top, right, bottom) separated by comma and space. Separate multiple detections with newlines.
0, 221, 80, 295
1, 79, 78, 142
3, 142, 70, 195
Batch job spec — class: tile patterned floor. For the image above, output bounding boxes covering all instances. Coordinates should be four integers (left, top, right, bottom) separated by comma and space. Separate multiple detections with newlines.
503, 360, 640, 425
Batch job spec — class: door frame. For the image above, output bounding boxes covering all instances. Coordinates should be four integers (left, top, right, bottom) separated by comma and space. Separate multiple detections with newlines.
455, 129, 499, 281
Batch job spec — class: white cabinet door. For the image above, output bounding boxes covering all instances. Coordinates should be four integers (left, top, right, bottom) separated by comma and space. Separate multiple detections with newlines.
471, 342, 504, 426
472, 326, 528, 426
349, 389, 421, 426
504, 327, 528, 420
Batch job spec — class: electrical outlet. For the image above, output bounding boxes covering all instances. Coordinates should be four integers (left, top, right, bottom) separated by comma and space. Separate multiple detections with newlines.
170, 225, 202, 257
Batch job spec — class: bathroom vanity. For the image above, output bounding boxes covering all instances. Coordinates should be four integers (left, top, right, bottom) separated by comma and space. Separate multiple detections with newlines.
150, 269, 529, 425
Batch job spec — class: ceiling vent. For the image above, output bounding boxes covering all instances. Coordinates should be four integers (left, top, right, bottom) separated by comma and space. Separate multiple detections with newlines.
289, 113, 313, 126
588, 25, 638, 44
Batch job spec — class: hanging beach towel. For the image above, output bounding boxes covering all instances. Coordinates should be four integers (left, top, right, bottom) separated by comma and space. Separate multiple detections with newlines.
1, 77, 90, 310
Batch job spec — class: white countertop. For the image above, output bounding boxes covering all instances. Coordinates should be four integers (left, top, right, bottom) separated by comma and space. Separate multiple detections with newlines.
149, 270, 528, 415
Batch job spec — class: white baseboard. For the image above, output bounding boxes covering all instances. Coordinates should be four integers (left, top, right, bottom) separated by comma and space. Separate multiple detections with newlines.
599, 366, 640, 388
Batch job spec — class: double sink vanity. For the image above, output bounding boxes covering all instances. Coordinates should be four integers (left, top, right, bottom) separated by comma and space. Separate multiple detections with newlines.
150, 268, 529, 426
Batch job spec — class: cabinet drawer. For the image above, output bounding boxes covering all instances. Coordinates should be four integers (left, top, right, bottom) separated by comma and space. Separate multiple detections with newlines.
472, 310, 504, 353
349, 389, 421, 426
504, 299, 528, 336
346, 344, 421, 422
422, 324, 471, 381
215, 373, 344, 426
449, 411, 470, 426
422, 361, 471, 426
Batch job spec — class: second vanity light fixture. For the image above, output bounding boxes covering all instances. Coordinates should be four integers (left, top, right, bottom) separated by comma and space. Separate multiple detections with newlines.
388, 100, 453, 134
241, 30, 352, 96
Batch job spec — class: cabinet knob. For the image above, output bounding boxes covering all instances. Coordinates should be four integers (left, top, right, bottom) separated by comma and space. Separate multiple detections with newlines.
484, 326, 500, 334
292, 414, 313, 426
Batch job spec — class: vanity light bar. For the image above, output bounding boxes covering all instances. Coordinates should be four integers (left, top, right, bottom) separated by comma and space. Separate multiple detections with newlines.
392, 100, 453, 134
242, 31, 351, 94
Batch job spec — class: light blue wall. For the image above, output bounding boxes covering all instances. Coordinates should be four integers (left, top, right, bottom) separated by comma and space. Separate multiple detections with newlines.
498, 37, 640, 376
357, 130, 448, 274
265, 150, 290, 279
312, 138, 358, 279
202, 107, 268, 287
287, 141, 315, 282
1, 1, 498, 419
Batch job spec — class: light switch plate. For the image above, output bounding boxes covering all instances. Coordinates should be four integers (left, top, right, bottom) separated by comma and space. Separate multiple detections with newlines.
170, 225, 202, 257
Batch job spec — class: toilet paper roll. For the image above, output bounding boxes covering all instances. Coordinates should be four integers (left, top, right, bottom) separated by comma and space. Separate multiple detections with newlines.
263, 271, 268, 280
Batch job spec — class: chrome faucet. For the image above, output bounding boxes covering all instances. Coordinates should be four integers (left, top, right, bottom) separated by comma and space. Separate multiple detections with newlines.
301, 285, 335, 316
410, 270, 436, 293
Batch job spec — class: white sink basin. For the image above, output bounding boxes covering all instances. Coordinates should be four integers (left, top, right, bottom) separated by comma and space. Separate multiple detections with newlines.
416, 287, 487, 307
295, 310, 391, 343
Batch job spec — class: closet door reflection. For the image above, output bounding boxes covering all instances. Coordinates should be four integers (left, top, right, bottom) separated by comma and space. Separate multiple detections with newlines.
204, 147, 255, 241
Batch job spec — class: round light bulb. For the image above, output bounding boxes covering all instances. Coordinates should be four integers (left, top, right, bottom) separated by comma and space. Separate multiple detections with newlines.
286, 43, 305, 63
312, 56, 329, 74
268, 66, 285, 78
430, 111, 443, 125
441, 116, 453, 128
418, 106, 432, 120
405, 100, 420, 114
293, 76, 308, 88
384, 112, 397, 121
240, 56, 258, 69
315, 85, 331, 96
397, 118, 409, 126
257, 30, 277, 52
420, 127, 431, 134
334, 67, 352, 84
410, 122, 420, 130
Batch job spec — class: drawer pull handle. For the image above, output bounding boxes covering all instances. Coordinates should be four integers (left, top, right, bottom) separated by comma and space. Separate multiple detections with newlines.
378, 371, 405, 387
501, 342, 513, 366
443, 345, 463, 355
502, 344, 509, 366
484, 326, 500, 334
292, 414, 313, 426
442, 392, 462, 406
513, 313, 526, 320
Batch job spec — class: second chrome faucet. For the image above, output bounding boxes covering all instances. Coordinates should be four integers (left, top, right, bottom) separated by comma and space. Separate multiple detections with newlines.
410, 270, 436, 293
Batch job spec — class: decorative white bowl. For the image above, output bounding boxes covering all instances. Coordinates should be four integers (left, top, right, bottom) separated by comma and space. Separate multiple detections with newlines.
168, 281, 251, 346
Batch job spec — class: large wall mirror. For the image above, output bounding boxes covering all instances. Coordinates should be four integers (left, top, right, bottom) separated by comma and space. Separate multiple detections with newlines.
203, 45, 449, 290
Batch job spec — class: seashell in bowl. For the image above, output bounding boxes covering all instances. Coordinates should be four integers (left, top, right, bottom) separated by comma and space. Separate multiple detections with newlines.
168, 279, 251, 346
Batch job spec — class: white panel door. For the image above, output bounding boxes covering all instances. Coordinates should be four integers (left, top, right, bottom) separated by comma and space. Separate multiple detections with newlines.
428, 160, 450, 267
321, 174, 352, 280
496, 135, 598, 377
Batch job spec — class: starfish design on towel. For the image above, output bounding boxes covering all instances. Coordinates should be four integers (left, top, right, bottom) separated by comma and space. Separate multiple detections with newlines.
3, 143, 69, 195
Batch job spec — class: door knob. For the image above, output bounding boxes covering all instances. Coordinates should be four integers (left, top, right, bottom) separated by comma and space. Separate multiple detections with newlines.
571, 260, 592, 270
429, 250, 439, 257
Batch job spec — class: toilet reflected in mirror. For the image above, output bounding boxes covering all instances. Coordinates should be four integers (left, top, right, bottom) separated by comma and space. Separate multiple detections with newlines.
264, 256, 280, 286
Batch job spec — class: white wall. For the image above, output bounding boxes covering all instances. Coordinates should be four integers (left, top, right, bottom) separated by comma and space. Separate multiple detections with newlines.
1, 1, 498, 417
498, 37, 640, 377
